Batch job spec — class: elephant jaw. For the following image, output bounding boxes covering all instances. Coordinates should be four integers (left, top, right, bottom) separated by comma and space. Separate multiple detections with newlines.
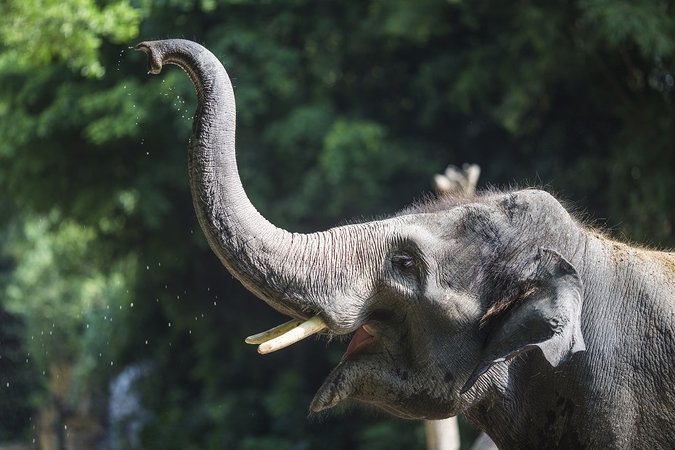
309, 341, 406, 416
309, 348, 372, 413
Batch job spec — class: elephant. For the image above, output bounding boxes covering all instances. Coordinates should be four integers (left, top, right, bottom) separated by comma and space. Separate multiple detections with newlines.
135, 39, 675, 449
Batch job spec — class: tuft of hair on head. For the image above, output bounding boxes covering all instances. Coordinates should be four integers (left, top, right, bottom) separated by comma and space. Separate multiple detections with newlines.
395, 191, 478, 217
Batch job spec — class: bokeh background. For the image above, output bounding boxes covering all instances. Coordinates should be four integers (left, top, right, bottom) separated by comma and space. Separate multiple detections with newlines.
0, 0, 674, 449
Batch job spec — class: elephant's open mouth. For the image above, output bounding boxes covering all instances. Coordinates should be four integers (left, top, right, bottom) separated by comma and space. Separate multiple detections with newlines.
246, 316, 375, 358
247, 318, 378, 414
342, 325, 375, 360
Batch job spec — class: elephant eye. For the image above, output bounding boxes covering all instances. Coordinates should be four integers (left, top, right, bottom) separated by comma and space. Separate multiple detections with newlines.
392, 252, 416, 273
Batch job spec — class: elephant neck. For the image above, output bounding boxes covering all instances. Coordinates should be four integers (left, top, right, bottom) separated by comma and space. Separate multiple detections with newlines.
464, 355, 584, 449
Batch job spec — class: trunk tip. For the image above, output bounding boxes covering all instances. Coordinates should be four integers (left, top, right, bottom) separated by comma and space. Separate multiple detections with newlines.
134, 41, 164, 75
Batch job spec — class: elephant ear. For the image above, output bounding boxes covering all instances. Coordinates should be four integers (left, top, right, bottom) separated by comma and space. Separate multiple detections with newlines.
461, 248, 585, 393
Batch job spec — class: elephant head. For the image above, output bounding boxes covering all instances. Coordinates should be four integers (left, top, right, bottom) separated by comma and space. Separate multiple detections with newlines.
136, 39, 585, 420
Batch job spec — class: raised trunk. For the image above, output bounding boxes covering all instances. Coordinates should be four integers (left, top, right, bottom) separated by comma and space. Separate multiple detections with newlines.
135, 39, 314, 318
135, 39, 378, 328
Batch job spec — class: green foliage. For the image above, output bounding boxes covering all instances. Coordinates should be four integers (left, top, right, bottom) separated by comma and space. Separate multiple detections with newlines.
0, 307, 39, 441
358, 420, 425, 450
580, 0, 675, 57
2, 211, 137, 392
1, 0, 675, 447
0, 0, 141, 77
317, 119, 399, 216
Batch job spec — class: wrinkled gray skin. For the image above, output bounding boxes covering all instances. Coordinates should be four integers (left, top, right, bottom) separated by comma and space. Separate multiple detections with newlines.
135, 39, 675, 449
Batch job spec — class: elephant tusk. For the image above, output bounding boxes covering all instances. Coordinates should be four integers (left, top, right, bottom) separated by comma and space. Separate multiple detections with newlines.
245, 316, 328, 354
245, 319, 302, 344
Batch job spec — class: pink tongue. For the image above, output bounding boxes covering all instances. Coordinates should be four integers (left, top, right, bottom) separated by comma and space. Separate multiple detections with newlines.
343, 326, 374, 360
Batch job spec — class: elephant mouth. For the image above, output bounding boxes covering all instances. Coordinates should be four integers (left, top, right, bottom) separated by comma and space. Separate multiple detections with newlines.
248, 318, 378, 413
342, 325, 375, 360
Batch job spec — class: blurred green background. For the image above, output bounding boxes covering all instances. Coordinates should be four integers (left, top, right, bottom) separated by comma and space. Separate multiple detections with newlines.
0, 0, 674, 448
